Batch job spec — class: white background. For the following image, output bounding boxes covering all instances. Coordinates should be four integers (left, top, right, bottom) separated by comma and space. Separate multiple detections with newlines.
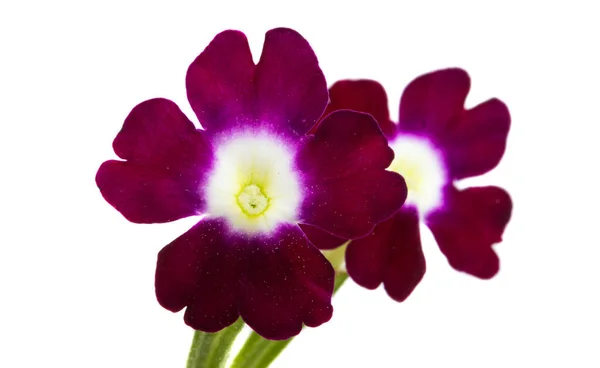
1, 1, 599, 367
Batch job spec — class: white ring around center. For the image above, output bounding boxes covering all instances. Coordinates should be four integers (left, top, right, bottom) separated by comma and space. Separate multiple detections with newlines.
203, 133, 302, 234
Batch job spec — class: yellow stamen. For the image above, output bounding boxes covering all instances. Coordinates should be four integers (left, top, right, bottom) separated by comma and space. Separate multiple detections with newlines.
237, 184, 269, 216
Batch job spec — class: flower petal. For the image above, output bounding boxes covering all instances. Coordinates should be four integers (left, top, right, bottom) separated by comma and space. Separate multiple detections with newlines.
399, 68, 470, 136
322, 79, 397, 138
186, 30, 256, 134
297, 110, 407, 239
398, 68, 510, 179
155, 219, 334, 339
299, 223, 346, 250
426, 186, 512, 279
239, 224, 334, 340
443, 98, 510, 179
345, 208, 425, 302
97, 161, 204, 223
155, 219, 242, 332
96, 98, 212, 223
255, 28, 328, 137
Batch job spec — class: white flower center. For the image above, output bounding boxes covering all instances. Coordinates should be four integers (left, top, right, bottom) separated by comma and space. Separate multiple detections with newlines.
204, 134, 302, 233
388, 135, 447, 216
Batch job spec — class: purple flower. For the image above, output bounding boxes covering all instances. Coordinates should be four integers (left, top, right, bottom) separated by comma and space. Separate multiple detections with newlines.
95, 28, 407, 339
303, 69, 513, 302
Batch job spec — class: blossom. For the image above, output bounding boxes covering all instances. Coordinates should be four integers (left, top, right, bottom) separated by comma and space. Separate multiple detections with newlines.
303, 69, 512, 302
95, 28, 407, 339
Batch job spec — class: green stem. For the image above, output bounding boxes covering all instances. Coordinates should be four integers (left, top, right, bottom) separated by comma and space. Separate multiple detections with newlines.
333, 272, 349, 292
187, 318, 244, 368
230, 272, 349, 368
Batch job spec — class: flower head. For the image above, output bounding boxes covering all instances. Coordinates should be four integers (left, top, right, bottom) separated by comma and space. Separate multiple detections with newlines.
96, 28, 407, 339
303, 69, 512, 302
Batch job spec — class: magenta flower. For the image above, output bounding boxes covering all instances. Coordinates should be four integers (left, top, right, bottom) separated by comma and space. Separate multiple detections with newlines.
303, 69, 512, 302
95, 28, 407, 339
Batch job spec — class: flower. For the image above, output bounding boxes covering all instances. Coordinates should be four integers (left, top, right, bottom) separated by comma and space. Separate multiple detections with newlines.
302, 69, 512, 302
95, 28, 407, 339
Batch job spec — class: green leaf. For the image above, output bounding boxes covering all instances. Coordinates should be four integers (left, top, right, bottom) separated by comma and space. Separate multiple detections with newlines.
186, 318, 244, 368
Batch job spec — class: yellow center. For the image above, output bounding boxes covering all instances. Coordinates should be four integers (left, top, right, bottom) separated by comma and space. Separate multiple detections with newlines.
389, 156, 425, 199
388, 136, 447, 216
237, 184, 269, 216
